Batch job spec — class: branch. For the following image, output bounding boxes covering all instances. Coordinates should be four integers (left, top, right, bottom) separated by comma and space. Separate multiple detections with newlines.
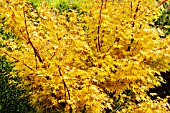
82, 105, 86, 113
23, 7, 43, 63
0, 50, 34, 70
135, 0, 168, 19
97, 0, 104, 52
58, 65, 72, 113
156, 0, 169, 8
128, 1, 140, 51
102, 44, 113, 59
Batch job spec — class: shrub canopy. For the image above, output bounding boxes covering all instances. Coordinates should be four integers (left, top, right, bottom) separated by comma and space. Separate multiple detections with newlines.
0, 0, 170, 112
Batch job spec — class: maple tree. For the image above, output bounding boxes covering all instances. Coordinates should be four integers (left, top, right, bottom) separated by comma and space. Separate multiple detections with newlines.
0, 0, 170, 112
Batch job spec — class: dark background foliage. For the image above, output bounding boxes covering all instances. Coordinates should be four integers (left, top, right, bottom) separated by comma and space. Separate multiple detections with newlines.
148, 1, 170, 103
0, 55, 35, 113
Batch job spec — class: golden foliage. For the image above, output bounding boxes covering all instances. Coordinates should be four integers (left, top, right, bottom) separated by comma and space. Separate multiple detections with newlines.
0, 0, 170, 112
